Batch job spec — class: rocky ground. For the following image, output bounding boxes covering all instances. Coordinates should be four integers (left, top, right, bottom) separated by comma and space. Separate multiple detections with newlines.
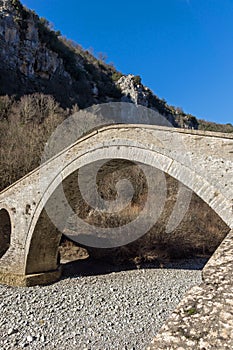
0, 258, 207, 350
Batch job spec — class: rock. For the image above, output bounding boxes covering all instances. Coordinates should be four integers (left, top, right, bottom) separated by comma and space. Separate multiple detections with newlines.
117, 74, 199, 129
0, 0, 120, 108
117, 74, 150, 107
7, 327, 17, 335
0, 1, 200, 128
26, 335, 34, 343
0, 260, 204, 350
0, 1, 64, 81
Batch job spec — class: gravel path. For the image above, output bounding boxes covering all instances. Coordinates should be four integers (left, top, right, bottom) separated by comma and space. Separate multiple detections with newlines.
0, 258, 207, 350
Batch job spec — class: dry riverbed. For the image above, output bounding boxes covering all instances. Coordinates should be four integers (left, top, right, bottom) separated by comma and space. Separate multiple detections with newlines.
0, 258, 207, 350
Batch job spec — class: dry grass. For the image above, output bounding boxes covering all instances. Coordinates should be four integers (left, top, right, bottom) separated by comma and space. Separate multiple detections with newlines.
0, 94, 66, 190
0, 96, 230, 267
60, 161, 230, 266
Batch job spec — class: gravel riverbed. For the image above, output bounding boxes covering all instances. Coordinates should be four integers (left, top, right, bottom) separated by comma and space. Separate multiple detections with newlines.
0, 258, 207, 350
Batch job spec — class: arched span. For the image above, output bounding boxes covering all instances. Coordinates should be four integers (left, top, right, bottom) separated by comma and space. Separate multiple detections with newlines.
0, 208, 11, 258
24, 135, 232, 272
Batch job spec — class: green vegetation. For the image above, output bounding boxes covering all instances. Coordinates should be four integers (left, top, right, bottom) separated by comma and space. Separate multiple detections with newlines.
37, 19, 84, 81
4, 2, 123, 106
36, 19, 123, 100
147, 90, 172, 116
132, 75, 142, 85
12, 0, 30, 22
111, 72, 123, 82
185, 307, 197, 316
1, 0, 231, 269
198, 120, 233, 133
11, 0, 23, 11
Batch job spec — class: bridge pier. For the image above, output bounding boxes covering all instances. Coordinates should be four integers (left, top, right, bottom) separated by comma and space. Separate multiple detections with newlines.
0, 215, 62, 286
0, 183, 62, 286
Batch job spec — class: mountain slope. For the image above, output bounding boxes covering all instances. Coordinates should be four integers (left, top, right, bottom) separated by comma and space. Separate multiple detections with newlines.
0, 0, 232, 132
0, 0, 231, 268
0, 0, 122, 108
0, 0, 200, 129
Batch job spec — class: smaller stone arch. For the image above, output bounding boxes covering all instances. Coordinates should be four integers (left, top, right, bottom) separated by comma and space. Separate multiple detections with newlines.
0, 208, 11, 258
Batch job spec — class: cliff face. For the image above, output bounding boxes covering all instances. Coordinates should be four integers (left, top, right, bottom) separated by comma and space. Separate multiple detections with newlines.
0, 0, 121, 108
0, 0, 199, 128
0, 0, 230, 268
0, 0, 68, 98
117, 75, 199, 129
0, 0, 61, 79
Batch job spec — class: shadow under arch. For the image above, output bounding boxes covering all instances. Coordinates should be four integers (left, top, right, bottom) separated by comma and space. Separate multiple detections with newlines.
0, 208, 11, 258
59, 167, 230, 272
24, 140, 232, 275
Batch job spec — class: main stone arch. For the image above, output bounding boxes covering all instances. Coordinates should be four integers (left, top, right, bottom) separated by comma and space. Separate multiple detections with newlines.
0, 125, 232, 285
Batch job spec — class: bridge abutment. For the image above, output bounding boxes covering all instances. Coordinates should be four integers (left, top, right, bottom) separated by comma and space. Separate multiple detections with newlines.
0, 267, 62, 287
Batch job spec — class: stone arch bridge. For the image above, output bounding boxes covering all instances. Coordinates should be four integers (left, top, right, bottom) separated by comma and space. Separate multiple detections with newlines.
0, 124, 232, 286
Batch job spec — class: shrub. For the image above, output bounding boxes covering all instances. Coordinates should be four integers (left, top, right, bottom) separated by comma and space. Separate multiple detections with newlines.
111, 72, 123, 82
0, 94, 65, 190
15, 93, 63, 123
0, 95, 14, 121
132, 75, 141, 85
198, 119, 233, 133
37, 19, 83, 81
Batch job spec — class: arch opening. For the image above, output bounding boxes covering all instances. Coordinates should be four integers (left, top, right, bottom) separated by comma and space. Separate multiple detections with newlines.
25, 139, 231, 273
59, 163, 230, 267
36, 157, 230, 269
0, 209, 11, 258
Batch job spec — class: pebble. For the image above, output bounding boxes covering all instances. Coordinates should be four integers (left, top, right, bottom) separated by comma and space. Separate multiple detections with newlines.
7, 328, 15, 335
26, 335, 34, 343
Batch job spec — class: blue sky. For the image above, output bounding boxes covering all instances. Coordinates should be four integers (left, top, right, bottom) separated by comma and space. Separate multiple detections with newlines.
21, 0, 233, 124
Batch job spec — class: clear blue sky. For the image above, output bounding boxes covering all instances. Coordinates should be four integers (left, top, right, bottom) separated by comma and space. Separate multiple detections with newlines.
21, 0, 233, 124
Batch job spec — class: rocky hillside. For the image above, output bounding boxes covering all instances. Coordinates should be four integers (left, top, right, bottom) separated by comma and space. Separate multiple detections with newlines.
0, 0, 202, 129
0, 0, 123, 108
0, 0, 231, 266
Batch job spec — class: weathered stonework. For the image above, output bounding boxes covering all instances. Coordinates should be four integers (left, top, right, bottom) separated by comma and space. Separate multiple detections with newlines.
0, 266, 62, 287
147, 229, 233, 350
0, 123, 232, 346
0, 124, 232, 287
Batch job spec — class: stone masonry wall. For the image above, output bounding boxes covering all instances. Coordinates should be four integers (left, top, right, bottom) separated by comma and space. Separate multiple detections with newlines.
148, 228, 233, 349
